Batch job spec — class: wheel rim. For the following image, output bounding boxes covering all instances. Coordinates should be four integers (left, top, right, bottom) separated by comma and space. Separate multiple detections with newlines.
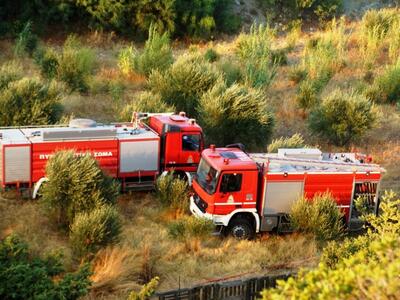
232, 225, 247, 239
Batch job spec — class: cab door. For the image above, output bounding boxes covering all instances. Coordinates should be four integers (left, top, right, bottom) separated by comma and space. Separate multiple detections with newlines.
215, 171, 257, 215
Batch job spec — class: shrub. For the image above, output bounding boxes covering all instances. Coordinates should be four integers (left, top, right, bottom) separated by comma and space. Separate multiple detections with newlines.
261, 192, 400, 299
243, 57, 277, 89
128, 277, 159, 300
134, 25, 173, 76
308, 89, 379, 146
155, 172, 188, 212
235, 24, 277, 88
41, 151, 120, 229
120, 92, 175, 121
0, 234, 91, 299
366, 61, 400, 104
0, 78, 63, 126
118, 46, 136, 76
70, 205, 122, 256
14, 21, 38, 57
198, 82, 274, 150
57, 35, 96, 92
204, 48, 219, 62
34, 47, 59, 79
217, 59, 243, 86
290, 193, 344, 242
296, 75, 330, 110
148, 54, 221, 117
235, 24, 274, 62
267, 133, 306, 153
167, 216, 214, 240
0, 61, 22, 91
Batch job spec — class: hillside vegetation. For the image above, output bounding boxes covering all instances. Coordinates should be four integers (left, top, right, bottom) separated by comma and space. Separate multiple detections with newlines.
1, 1, 400, 299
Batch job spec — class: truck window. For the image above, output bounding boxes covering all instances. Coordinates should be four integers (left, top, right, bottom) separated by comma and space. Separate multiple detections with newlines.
182, 134, 200, 151
197, 159, 219, 195
220, 173, 242, 193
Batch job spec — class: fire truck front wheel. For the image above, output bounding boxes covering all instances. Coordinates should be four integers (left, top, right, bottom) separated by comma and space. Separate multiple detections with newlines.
228, 217, 255, 240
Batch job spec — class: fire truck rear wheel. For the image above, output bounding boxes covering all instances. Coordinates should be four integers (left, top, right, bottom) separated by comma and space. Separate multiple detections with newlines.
228, 218, 255, 240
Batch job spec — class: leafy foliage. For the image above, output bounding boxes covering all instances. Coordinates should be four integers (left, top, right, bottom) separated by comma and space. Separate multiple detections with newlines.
366, 60, 400, 104
57, 35, 96, 92
14, 21, 38, 57
0, 61, 22, 91
0, 234, 91, 299
198, 81, 274, 150
308, 89, 379, 146
262, 192, 400, 299
204, 48, 219, 62
155, 172, 189, 212
290, 193, 344, 242
70, 205, 122, 256
41, 151, 120, 229
148, 54, 221, 117
267, 133, 306, 153
0, 78, 63, 126
235, 24, 277, 89
34, 47, 59, 79
128, 277, 160, 300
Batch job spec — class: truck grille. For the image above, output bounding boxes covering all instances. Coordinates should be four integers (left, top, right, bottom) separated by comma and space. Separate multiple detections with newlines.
194, 194, 208, 213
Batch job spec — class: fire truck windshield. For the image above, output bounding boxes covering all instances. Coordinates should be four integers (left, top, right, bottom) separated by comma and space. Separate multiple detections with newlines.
196, 158, 219, 195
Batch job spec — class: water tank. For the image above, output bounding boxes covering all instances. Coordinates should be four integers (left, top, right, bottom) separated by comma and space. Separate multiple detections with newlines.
69, 118, 97, 128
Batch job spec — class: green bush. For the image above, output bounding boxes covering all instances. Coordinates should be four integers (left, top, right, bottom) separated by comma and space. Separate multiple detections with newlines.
366, 61, 400, 104
217, 58, 243, 86
136, 25, 173, 76
0, 61, 22, 91
308, 89, 379, 146
290, 193, 344, 242
57, 35, 96, 92
267, 133, 306, 153
128, 277, 159, 300
70, 205, 122, 256
148, 54, 221, 117
0, 234, 91, 299
155, 172, 188, 212
14, 21, 38, 57
41, 151, 120, 229
198, 81, 274, 150
204, 48, 219, 62
118, 46, 136, 76
235, 24, 277, 89
296, 75, 330, 110
167, 216, 214, 240
262, 192, 400, 299
0, 78, 63, 126
120, 92, 175, 121
34, 47, 59, 79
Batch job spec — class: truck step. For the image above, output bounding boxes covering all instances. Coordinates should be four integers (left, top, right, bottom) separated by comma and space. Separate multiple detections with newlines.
124, 181, 155, 191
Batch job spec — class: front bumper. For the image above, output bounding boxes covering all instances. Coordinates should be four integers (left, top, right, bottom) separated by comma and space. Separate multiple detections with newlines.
190, 196, 213, 220
190, 196, 232, 226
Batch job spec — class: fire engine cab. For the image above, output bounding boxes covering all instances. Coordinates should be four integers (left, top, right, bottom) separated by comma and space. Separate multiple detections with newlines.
0, 112, 203, 197
190, 146, 385, 239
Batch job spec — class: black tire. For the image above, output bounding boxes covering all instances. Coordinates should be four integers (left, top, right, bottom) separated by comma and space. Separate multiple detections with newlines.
228, 217, 255, 240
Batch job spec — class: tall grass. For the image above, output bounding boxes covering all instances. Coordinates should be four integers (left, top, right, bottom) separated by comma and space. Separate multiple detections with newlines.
268, 133, 306, 153
359, 9, 400, 67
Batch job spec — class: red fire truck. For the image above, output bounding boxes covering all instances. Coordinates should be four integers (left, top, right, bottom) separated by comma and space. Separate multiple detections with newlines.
0, 112, 203, 198
190, 146, 385, 239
